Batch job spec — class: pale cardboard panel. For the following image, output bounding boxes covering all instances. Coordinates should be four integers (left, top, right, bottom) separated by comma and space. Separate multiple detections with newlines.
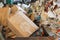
8, 11, 39, 37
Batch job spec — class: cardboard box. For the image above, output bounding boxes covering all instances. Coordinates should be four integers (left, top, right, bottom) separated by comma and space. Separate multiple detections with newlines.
8, 11, 39, 37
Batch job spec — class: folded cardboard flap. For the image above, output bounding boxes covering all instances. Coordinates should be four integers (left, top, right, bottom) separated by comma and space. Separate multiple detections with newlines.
8, 11, 39, 37
8, 5, 18, 17
0, 7, 10, 26
11, 5, 18, 14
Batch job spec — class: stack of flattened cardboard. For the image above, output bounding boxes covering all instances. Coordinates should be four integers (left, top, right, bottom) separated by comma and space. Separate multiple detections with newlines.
7, 11, 39, 37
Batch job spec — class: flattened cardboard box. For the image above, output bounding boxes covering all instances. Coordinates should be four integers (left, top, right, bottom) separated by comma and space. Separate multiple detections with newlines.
8, 11, 39, 37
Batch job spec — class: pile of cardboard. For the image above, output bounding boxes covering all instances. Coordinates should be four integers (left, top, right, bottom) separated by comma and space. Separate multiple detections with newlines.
0, 5, 39, 37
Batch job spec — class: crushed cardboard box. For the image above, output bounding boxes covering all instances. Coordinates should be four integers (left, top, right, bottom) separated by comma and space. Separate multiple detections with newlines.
7, 11, 39, 37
